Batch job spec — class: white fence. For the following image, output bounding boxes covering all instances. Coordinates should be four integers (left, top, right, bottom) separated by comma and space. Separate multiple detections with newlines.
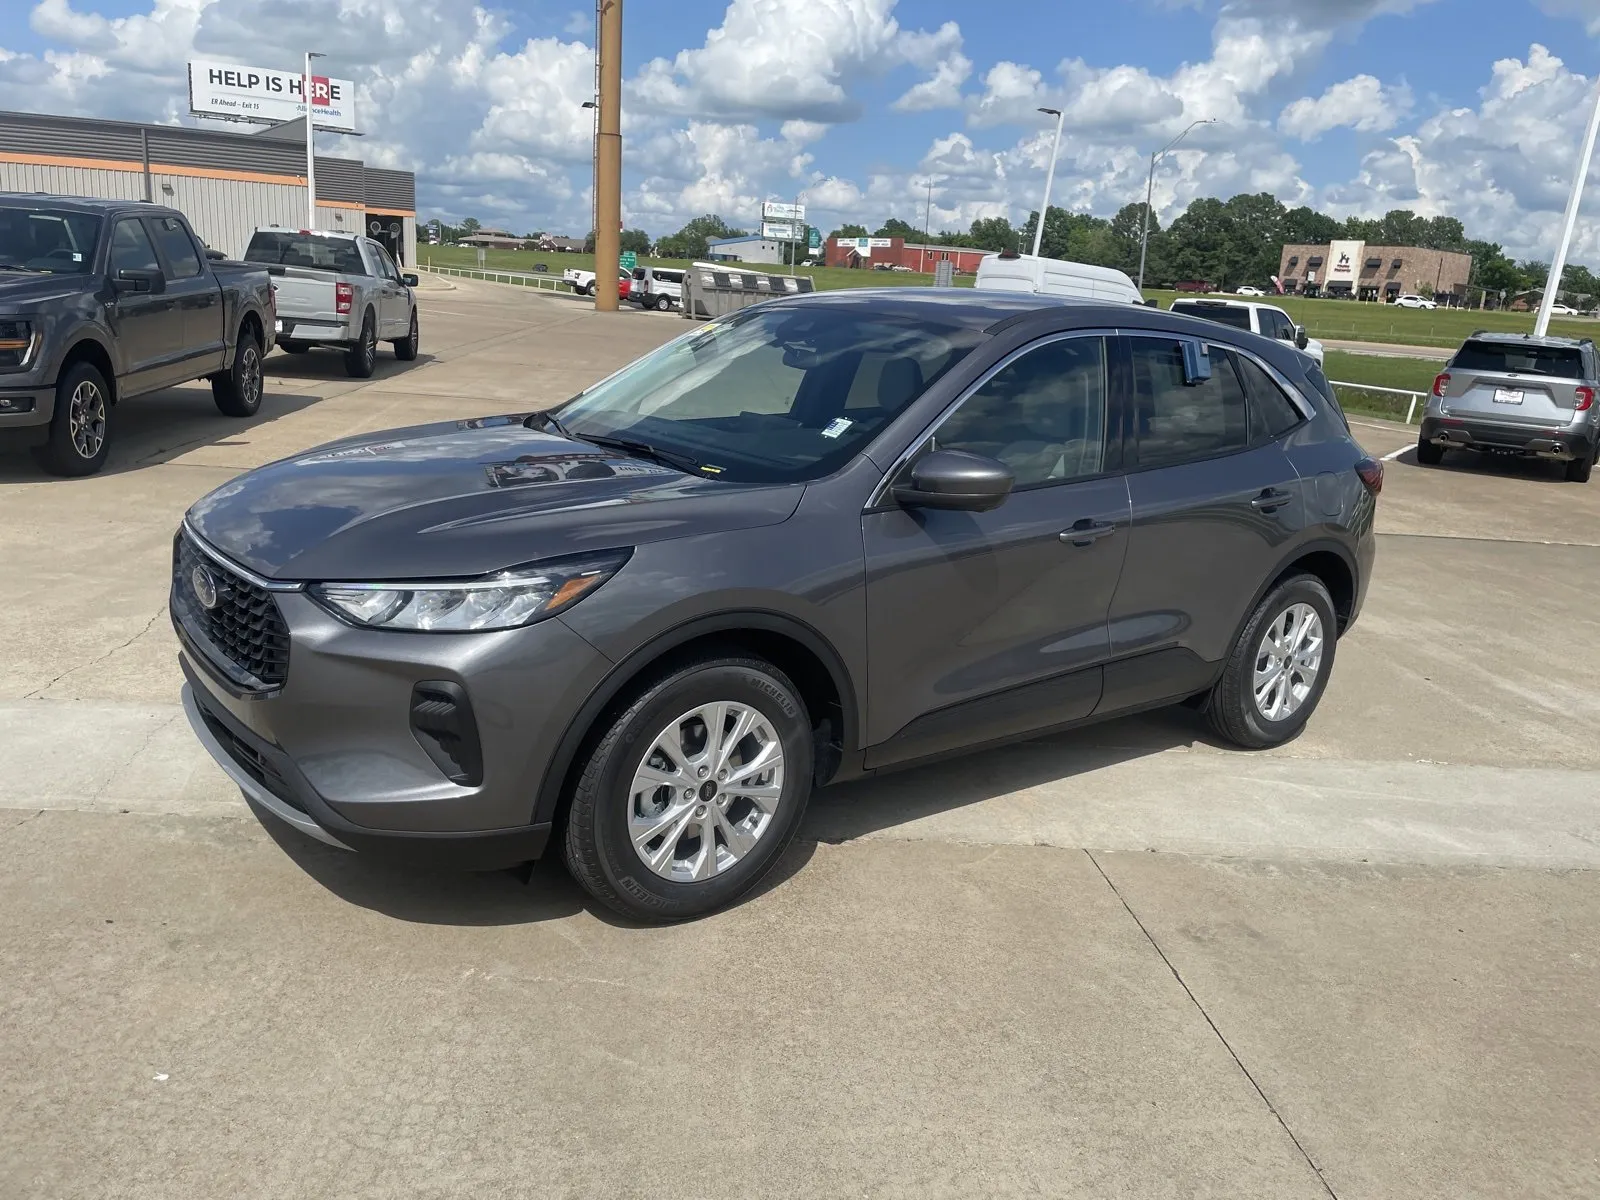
1329, 379, 1427, 424
420, 264, 574, 294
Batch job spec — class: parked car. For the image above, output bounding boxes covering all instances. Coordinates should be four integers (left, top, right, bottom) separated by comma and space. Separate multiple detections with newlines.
243, 228, 418, 379
174, 289, 1379, 921
1419, 332, 1598, 482
630, 266, 683, 311
1549, 303, 1579, 316
1235, 285, 1267, 296
1169, 297, 1325, 365
1392, 294, 1436, 309
0, 195, 275, 476
562, 268, 632, 299
974, 251, 1144, 305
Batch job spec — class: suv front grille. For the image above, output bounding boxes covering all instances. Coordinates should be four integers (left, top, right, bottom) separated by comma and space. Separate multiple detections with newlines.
172, 531, 290, 690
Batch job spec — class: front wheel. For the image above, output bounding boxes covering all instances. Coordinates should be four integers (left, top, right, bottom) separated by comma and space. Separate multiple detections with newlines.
344, 312, 377, 378
563, 656, 814, 922
393, 309, 419, 361
1415, 439, 1444, 466
42, 361, 112, 476
1205, 574, 1338, 750
212, 329, 264, 417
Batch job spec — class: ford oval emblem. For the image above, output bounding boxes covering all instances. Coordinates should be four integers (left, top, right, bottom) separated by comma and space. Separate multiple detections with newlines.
191, 565, 218, 610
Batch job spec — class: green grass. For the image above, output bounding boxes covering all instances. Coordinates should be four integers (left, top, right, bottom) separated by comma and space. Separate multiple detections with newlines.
1320, 350, 1441, 422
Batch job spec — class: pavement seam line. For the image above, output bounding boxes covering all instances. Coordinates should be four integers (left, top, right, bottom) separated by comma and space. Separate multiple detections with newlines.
1084, 849, 1340, 1200
21, 604, 168, 700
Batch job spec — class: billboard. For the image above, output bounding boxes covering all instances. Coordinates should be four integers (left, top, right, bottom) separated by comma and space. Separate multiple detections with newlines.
188, 60, 358, 132
762, 201, 806, 221
834, 236, 894, 256
1327, 239, 1363, 286
761, 221, 799, 240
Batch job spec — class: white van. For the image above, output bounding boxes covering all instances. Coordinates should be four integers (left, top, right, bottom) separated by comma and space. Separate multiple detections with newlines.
631, 266, 684, 311
974, 252, 1144, 306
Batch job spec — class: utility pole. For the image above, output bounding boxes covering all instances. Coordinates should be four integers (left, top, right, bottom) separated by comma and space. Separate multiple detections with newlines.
1536, 73, 1600, 336
593, 0, 623, 312
304, 51, 324, 230
1031, 108, 1063, 258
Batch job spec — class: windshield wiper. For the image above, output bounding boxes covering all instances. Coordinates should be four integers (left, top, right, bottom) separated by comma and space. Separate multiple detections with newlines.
523, 409, 574, 438
578, 432, 703, 474
0, 265, 44, 274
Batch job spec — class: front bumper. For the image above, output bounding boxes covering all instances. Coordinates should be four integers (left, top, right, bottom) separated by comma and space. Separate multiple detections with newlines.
0, 381, 53, 436
174, 546, 614, 868
1421, 415, 1596, 461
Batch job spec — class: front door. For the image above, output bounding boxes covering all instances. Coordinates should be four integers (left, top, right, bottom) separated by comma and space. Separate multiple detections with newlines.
863, 333, 1131, 768
1102, 335, 1305, 711
105, 217, 179, 395
370, 241, 409, 338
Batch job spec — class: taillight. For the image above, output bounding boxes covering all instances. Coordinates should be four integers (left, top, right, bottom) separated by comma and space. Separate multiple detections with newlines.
1355, 456, 1384, 496
1431, 372, 1450, 397
1575, 386, 1594, 412
335, 282, 353, 315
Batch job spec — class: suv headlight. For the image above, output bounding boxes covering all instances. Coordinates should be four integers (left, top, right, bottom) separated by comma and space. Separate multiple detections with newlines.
309, 550, 630, 632
0, 320, 39, 369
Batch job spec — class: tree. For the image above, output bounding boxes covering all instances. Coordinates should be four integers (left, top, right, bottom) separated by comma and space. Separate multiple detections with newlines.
653, 214, 746, 262
829, 223, 868, 239
583, 229, 597, 254
1282, 206, 1341, 247
1341, 216, 1382, 242
1222, 192, 1288, 285
965, 216, 1017, 253
460, 217, 482, 237
1165, 197, 1235, 286
874, 217, 919, 239
619, 228, 651, 254
1109, 202, 1158, 277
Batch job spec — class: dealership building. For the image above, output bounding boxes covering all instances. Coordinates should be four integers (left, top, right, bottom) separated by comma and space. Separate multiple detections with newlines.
0, 108, 417, 265
1277, 240, 1472, 301
825, 236, 994, 273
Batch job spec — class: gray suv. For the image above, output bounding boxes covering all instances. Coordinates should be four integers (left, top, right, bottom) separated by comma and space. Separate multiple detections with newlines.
1419, 332, 1599, 482
173, 291, 1379, 921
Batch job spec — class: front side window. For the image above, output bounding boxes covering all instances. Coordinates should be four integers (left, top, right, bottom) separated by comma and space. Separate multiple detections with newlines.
151, 216, 201, 279
555, 305, 983, 484
0, 206, 102, 275
110, 219, 161, 276
932, 337, 1107, 487
1127, 337, 1250, 468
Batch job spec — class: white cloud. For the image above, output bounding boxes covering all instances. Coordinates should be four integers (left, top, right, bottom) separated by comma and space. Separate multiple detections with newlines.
892, 52, 971, 113
1279, 75, 1413, 140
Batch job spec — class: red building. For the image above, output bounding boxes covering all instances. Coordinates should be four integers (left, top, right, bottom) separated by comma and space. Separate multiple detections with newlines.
825, 237, 993, 273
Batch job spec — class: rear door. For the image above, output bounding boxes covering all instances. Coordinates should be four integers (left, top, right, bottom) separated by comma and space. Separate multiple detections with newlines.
104, 216, 180, 393
1103, 334, 1305, 709
1442, 339, 1587, 428
149, 214, 225, 376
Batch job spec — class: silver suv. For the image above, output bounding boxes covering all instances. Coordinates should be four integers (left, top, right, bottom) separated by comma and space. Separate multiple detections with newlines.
1419, 333, 1599, 482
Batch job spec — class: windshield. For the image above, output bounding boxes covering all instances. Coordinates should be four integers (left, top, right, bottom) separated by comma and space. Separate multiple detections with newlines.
1171, 302, 1253, 331
244, 231, 367, 275
1451, 340, 1584, 379
555, 305, 984, 483
0, 207, 103, 274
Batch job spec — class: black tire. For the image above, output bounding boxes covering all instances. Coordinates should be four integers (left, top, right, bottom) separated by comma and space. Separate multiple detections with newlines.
279, 340, 310, 355
1565, 449, 1594, 483
563, 655, 814, 922
344, 311, 377, 378
212, 328, 264, 417
392, 308, 419, 361
583, 281, 596, 297
41, 360, 112, 477
654, 295, 671, 311
1415, 439, 1444, 466
1205, 574, 1338, 750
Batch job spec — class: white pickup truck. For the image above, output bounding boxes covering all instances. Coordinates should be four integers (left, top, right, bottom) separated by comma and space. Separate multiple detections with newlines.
561, 267, 633, 300
1168, 297, 1325, 365
243, 228, 419, 378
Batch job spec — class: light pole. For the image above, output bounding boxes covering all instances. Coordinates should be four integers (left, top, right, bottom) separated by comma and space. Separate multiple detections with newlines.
922, 178, 933, 274
303, 51, 325, 230
581, 98, 598, 248
1536, 73, 1600, 336
1031, 107, 1064, 258
1137, 118, 1213, 291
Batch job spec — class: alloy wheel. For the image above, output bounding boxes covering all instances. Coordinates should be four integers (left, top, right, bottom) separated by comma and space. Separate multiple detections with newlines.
68, 380, 106, 459
628, 701, 785, 883
1253, 602, 1324, 721
241, 345, 262, 404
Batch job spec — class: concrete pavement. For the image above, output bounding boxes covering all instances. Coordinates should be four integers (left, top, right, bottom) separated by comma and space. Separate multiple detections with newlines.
3, 277, 1598, 1198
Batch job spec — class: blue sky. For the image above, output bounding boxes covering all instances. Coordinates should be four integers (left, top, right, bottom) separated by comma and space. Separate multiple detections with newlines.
4, 0, 1600, 258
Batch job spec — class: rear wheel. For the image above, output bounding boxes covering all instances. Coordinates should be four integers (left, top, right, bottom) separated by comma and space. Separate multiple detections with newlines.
392, 309, 419, 361
1566, 448, 1594, 483
212, 328, 264, 417
654, 294, 671, 311
1206, 574, 1337, 750
1415, 438, 1444, 466
563, 655, 813, 922
344, 311, 377, 378
42, 361, 112, 477
582, 281, 596, 297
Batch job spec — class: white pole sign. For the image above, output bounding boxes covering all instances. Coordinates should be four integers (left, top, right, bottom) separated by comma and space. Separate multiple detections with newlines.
762, 201, 806, 222
188, 60, 358, 132
761, 221, 798, 240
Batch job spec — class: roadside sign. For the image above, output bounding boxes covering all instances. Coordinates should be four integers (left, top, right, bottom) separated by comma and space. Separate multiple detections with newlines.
761, 221, 798, 241
934, 260, 954, 287
808, 227, 821, 250
619, 251, 637, 271
762, 201, 806, 222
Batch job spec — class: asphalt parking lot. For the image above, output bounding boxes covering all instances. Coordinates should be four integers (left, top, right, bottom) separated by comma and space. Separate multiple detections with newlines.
3, 276, 1598, 1198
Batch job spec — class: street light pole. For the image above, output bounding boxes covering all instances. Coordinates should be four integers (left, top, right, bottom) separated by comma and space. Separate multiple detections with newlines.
923, 179, 933, 274
303, 51, 324, 230
1536, 73, 1600, 336
1137, 118, 1213, 291
1031, 107, 1063, 258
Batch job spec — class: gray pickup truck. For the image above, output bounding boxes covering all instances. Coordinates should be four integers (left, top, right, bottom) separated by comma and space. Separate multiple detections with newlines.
0, 195, 276, 476
243, 228, 418, 378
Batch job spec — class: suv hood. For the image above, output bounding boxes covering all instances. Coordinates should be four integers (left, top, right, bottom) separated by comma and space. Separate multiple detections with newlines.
186, 414, 804, 581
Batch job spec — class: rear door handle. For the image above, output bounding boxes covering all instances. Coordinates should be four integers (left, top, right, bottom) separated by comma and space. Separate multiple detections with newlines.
1251, 488, 1293, 512
1060, 519, 1118, 547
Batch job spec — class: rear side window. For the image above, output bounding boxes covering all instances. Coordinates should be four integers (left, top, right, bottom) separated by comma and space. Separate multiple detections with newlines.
1126, 337, 1249, 468
151, 216, 201, 279
1171, 302, 1253, 331
1450, 339, 1584, 379
1232, 353, 1306, 440
244, 231, 367, 275
1301, 364, 1350, 430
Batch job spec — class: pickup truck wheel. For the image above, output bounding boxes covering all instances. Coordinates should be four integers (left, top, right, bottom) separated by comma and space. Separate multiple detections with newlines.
212, 330, 264, 417
393, 309, 419, 361
344, 312, 377, 379
42, 362, 112, 477
583, 281, 596, 297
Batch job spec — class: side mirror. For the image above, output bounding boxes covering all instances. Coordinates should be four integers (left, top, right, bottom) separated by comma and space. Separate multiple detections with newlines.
1294, 324, 1309, 350
893, 450, 1015, 513
402, 273, 419, 287
113, 268, 164, 295
205, 248, 226, 262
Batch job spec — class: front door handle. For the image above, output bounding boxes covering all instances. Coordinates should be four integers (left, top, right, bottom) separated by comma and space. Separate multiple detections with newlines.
1060, 519, 1118, 547
1250, 488, 1293, 513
